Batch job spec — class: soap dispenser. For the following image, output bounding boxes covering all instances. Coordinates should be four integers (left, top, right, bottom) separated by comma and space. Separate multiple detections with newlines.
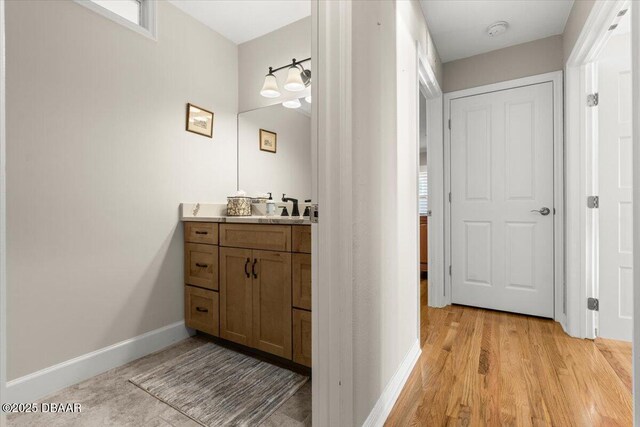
266, 192, 276, 216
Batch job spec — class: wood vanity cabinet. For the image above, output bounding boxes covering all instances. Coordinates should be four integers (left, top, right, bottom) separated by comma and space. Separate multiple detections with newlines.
420, 216, 428, 273
251, 250, 292, 358
184, 222, 220, 336
219, 247, 253, 347
184, 221, 311, 367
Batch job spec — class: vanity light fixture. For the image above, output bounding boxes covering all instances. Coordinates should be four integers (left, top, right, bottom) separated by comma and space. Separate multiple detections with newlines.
282, 98, 302, 109
284, 65, 305, 91
260, 69, 281, 98
259, 57, 311, 98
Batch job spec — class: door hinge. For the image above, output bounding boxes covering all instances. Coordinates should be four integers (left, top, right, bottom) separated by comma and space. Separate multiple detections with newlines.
448, 119, 451, 130
448, 192, 451, 203
449, 265, 452, 276
587, 195, 599, 209
587, 93, 599, 107
587, 297, 599, 311
309, 203, 319, 223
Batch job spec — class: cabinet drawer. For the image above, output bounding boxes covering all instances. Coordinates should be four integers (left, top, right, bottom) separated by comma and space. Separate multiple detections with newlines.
219, 224, 291, 252
184, 222, 218, 245
292, 253, 312, 310
184, 243, 218, 290
185, 286, 219, 336
292, 226, 311, 253
293, 309, 312, 367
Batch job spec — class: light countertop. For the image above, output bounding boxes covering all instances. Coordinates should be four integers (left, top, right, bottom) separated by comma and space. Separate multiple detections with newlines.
180, 203, 311, 225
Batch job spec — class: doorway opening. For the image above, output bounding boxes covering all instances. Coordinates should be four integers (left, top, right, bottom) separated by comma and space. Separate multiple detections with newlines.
418, 87, 429, 345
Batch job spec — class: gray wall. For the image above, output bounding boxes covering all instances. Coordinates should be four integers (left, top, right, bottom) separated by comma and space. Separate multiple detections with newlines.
563, 0, 596, 63
442, 35, 563, 93
238, 17, 311, 112
6, 0, 238, 379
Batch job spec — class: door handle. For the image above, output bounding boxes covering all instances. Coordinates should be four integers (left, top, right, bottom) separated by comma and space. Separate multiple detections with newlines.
530, 207, 551, 216
252, 259, 258, 279
244, 258, 250, 278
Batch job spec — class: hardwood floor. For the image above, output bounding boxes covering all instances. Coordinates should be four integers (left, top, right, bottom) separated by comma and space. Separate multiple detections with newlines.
387, 299, 632, 426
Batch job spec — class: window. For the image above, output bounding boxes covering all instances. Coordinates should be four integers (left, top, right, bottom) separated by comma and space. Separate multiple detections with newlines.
76, 0, 156, 39
419, 170, 428, 215
91, 0, 141, 25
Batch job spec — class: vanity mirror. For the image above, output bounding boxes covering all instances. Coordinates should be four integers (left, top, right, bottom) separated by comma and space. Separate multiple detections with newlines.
237, 101, 311, 201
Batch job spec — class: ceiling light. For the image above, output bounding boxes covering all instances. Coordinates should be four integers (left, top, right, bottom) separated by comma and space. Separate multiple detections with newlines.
305, 95, 312, 104
487, 21, 508, 37
284, 66, 305, 92
282, 98, 301, 109
260, 70, 280, 98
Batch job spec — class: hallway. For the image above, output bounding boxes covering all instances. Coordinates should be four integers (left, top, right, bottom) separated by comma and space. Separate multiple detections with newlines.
386, 303, 632, 426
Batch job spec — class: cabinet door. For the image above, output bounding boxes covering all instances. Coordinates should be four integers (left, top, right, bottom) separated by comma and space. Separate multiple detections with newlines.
420, 217, 428, 272
292, 226, 311, 253
219, 247, 253, 346
252, 250, 292, 358
185, 286, 219, 336
184, 222, 218, 245
184, 243, 218, 290
293, 309, 312, 367
292, 253, 312, 310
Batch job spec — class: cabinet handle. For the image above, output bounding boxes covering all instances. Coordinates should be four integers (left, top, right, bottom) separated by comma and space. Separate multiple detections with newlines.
195, 307, 208, 313
194, 231, 208, 235
244, 258, 251, 278
252, 259, 258, 279
195, 263, 208, 268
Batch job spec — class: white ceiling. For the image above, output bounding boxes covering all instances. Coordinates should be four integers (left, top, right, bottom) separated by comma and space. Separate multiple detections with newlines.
420, 0, 575, 62
168, 0, 311, 45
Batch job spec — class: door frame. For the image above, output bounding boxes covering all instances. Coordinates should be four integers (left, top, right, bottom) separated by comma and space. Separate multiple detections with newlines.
312, 0, 354, 425
443, 71, 565, 325
0, 0, 7, 415
565, 0, 628, 339
416, 48, 445, 309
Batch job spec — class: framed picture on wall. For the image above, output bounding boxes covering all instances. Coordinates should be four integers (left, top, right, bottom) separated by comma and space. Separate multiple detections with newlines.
259, 129, 277, 153
186, 103, 214, 138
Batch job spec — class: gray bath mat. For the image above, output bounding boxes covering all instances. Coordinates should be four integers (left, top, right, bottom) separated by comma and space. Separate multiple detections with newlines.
129, 342, 308, 426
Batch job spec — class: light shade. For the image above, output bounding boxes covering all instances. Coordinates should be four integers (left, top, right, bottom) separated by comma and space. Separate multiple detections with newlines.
284, 66, 305, 92
305, 95, 312, 104
260, 73, 281, 98
282, 98, 301, 109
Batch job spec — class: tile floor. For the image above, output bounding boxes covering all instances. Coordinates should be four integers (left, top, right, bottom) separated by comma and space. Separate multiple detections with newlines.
7, 336, 311, 426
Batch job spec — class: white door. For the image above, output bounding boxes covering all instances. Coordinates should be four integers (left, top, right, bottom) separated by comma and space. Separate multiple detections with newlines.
450, 82, 555, 317
598, 32, 633, 341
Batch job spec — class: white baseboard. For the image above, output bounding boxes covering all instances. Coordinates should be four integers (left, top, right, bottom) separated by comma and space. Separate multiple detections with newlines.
362, 339, 421, 427
5, 321, 192, 403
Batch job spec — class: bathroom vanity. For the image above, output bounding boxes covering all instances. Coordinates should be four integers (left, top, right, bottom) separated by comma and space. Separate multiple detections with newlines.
183, 218, 312, 368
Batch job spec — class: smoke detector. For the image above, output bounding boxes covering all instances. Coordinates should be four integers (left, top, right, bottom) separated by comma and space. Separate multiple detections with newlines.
487, 21, 509, 37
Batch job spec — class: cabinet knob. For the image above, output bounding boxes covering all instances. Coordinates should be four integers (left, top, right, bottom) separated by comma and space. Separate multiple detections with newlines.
252, 259, 258, 279
195, 307, 208, 313
195, 263, 208, 268
195, 231, 208, 235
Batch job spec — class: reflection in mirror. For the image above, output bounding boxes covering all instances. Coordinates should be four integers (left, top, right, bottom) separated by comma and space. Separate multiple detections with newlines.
238, 102, 311, 201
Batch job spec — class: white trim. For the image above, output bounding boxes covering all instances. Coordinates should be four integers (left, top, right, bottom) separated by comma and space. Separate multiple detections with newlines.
443, 71, 565, 322
632, 4, 640, 424
4, 321, 191, 404
362, 340, 421, 427
564, 0, 628, 339
73, 0, 157, 41
0, 0, 6, 418
313, 1, 353, 426
415, 47, 445, 309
